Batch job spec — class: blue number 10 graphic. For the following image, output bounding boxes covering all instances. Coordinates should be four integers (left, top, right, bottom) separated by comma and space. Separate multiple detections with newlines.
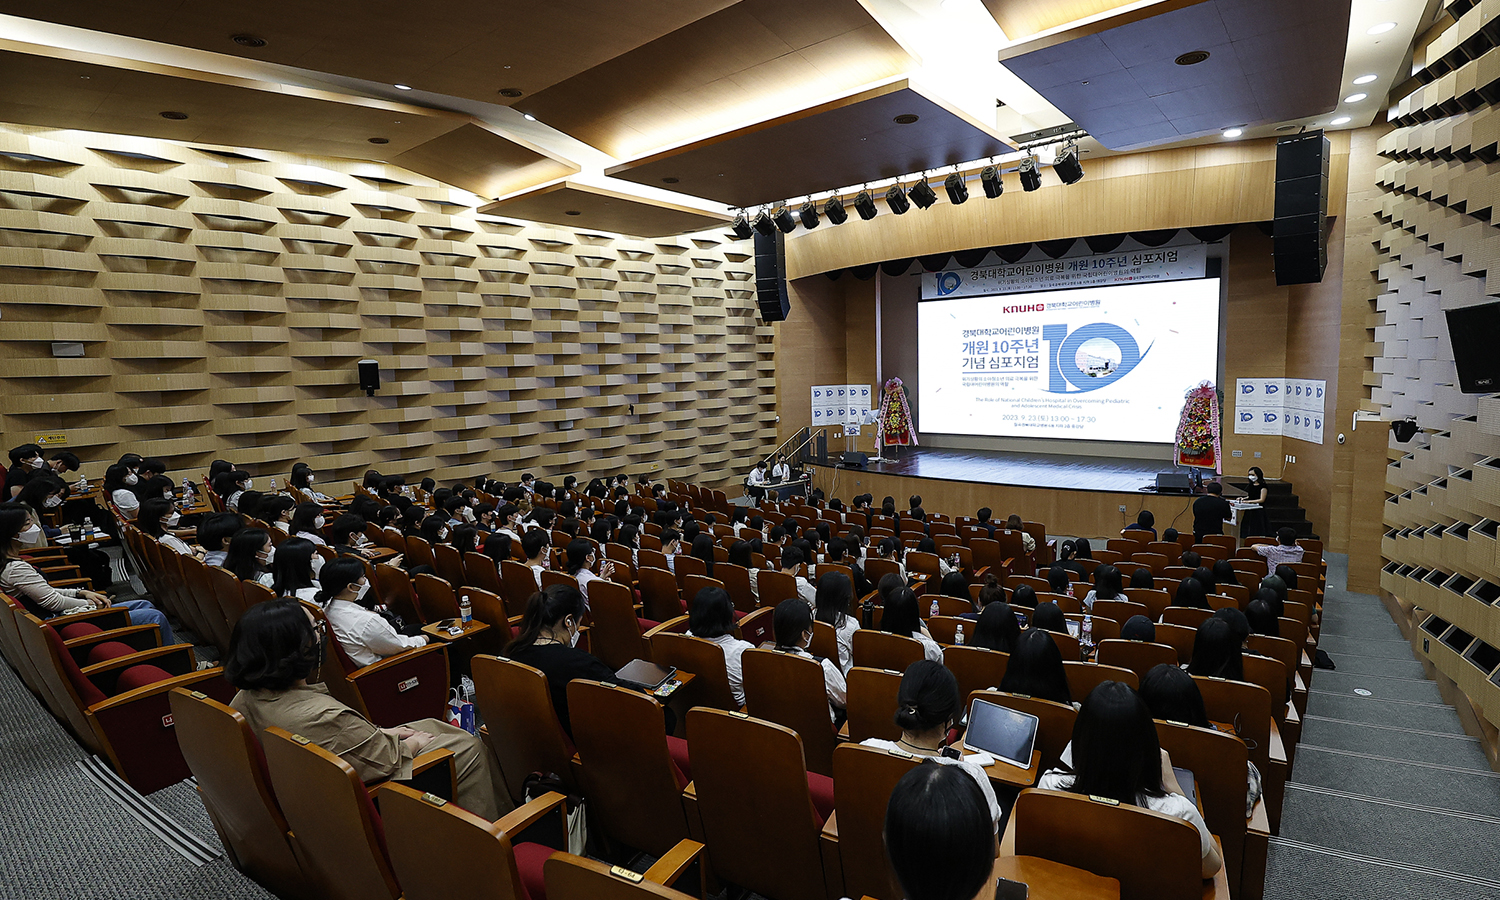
1042, 323, 1150, 393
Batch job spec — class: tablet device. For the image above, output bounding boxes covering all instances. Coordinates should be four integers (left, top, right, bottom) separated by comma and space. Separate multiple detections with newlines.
963, 698, 1039, 768
615, 659, 677, 691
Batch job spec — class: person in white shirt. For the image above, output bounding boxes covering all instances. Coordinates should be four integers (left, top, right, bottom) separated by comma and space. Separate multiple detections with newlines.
521, 529, 551, 591
859, 661, 999, 830
746, 461, 768, 502
729, 506, 752, 537
813, 569, 860, 674
1005, 514, 1038, 554
289, 463, 335, 504
520, 473, 536, 496
494, 503, 524, 544
260, 496, 296, 535
777, 545, 819, 606
876, 537, 909, 583
318, 558, 428, 668
138, 498, 194, 556
661, 529, 683, 574
289, 502, 328, 547
104, 464, 140, 520
224, 528, 276, 588
687, 586, 754, 707
270, 537, 322, 603
881, 585, 943, 663
1036, 681, 1222, 878
883, 761, 998, 900
563, 538, 616, 610
770, 454, 790, 483
771, 599, 846, 720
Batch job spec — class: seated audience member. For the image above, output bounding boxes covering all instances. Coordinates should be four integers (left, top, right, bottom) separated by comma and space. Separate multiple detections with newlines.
937, 570, 969, 606
227, 599, 502, 820
1211, 558, 1238, 589
1129, 567, 1156, 589
971, 601, 1021, 653
998, 627, 1072, 706
1009, 584, 1039, 609
689, 533, 717, 578
688, 586, 754, 707
1214, 607, 1253, 652
616, 523, 642, 568
813, 571, 859, 673
884, 763, 999, 900
1254, 527, 1306, 568
564, 537, 615, 608
236, 490, 265, 522
1005, 514, 1037, 553
288, 462, 336, 504
5, 444, 46, 497
1139, 663, 1263, 816
660, 528, 684, 573
503, 584, 631, 738
224, 528, 275, 587
1258, 575, 1289, 616
976, 507, 998, 538
14, 475, 68, 547
215, 469, 253, 512
876, 537, 909, 582
289, 502, 328, 547
328, 513, 371, 556
260, 495, 296, 534
1162, 527, 1180, 544
1047, 565, 1075, 597
1125, 510, 1157, 538
137, 474, 176, 508
271, 537, 321, 602
881, 585, 944, 663
1180, 550, 1202, 570
319, 557, 426, 665
1082, 564, 1124, 610
777, 545, 818, 605
1053, 540, 1085, 578
1187, 616, 1243, 680
1246, 597, 1280, 637
481, 531, 512, 569
208, 459, 235, 484
1074, 538, 1095, 560
1029, 601, 1068, 636
1038, 680, 1222, 877
1173, 576, 1209, 610
1191, 566, 1217, 596
1121, 615, 1156, 643
138, 497, 194, 556
0, 505, 175, 642
521, 529, 551, 590
771, 598, 846, 720
860, 661, 999, 829
963, 572, 1005, 619
198, 512, 243, 567
915, 536, 956, 577
104, 464, 141, 520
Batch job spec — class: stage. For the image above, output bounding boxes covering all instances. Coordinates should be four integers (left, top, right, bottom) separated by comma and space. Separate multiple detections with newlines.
804, 445, 1233, 540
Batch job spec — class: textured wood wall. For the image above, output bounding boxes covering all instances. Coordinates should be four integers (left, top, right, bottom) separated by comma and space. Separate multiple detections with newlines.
1373, 0, 1500, 755
0, 122, 776, 488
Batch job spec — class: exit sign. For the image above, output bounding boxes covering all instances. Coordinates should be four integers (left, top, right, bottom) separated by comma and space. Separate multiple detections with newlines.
35, 433, 67, 445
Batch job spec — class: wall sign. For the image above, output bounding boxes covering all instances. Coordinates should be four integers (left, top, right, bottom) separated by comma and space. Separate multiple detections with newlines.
1234, 378, 1327, 444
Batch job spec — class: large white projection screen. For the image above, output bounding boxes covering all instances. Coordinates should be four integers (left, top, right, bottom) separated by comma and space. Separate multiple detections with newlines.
917, 279, 1222, 442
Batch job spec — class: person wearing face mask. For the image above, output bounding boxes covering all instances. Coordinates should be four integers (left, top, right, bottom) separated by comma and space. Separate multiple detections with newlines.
0, 504, 176, 642
259, 495, 296, 535
13, 475, 69, 548
289, 462, 335, 504
270, 537, 321, 602
103, 464, 141, 520
224, 528, 276, 587
216, 470, 253, 513
770, 599, 847, 722
503, 584, 623, 738
317, 557, 428, 666
493, 503, 523, 544
138, 498, 194, 555
563, 538, 616, 609
5, 444, 48, 498
288, 502, 328, 547
228, 599, 506, 821
1241, 465, 1271, 538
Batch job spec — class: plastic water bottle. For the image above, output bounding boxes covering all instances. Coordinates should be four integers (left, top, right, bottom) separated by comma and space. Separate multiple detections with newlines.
82, 516, 94, 535
955, 624, 965, 646
182, 478, 194, 505
930, 596, 940, 618
459, 593, 473, 625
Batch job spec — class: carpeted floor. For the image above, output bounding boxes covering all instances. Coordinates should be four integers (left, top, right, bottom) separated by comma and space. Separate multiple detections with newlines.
1263, 555, 1500, 900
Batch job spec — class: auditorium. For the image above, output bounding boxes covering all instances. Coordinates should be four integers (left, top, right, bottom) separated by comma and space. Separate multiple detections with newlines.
2, 2, 1497, 899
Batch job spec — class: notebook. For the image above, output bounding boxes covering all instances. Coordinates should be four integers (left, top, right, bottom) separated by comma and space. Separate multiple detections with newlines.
962, 698, 1039, 769
615, 659, 677, 691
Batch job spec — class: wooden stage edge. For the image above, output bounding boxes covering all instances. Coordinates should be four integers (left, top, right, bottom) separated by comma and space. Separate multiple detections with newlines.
803, 448, 1209, 541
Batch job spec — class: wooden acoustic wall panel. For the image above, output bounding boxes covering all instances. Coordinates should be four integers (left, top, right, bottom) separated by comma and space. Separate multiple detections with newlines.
1374, 0, 1500, 742
0, 122, 774, 490
516, 0, 914, 160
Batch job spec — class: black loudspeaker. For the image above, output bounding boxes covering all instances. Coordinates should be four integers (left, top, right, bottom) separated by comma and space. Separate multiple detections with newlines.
840, 451, 868, 469
753, 230, 791, 322
1155, 472, 1193, 493
815, 431, 828, 463
1445, 300, 1500, 392
1273, 130, 1330, 285
358, 359, 380, 396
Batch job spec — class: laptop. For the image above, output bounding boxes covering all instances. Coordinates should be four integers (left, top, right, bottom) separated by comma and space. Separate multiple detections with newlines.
962, 698, 1040, 769
614, 660, 677, 691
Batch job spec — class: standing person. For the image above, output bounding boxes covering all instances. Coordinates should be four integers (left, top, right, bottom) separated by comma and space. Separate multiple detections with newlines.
1191, 482, 1233, 543
1241, 467, 1271, 538
770, 454, 791, 483
746, 461, 768, 502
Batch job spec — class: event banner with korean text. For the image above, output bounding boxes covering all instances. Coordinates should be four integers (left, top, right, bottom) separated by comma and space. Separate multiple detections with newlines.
920, 244, 1209, 300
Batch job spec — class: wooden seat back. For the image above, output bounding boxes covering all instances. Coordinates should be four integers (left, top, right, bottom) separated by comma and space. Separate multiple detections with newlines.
756, 569, 798, 608
1041, 626, 1082, 661
1009, 574, 1051, 593
968, 690, 1076, 773
685, 708, 826, 900
567, 680, 689, 856
1161, 606, 1213, 629
405, 535, 436, 571
1242, 654, 1289, 711
168, 689, 307, 900
584, 580, 647, 669
208, 564, 251, 635
1130, 552, 1170, 574
463, 552, 506, 597
943, 645, 1009, 701
650, 632, 738, 710
742, 647, 838, 775
926, 614, 972, 645
470, 655, 577, 805
374, 563, 425, 626
1145, 541, 1181, 558
1063, 661, 1138, 700
1092, 599, 1147, 623
717, 563, 756, 613
1096, 639, 1179, 681
1153, 622, 1197, 665
543, 850, 699, 900
832, 743, 920, 900
736, 606, 776, 647
260, 726, 400, 900
459, 587, 512, 655
1190, 543, 1227, 563
1155, 720, 1251, 898
810, 619, 839, 664
1202, 535, 1237, 552
862, 557, 901, 585
498, 560, 541, 619
1012, 788, 1205, 900
845, 667, 903, 743
682, 575, 725, 608
638, 567, 684, 623
181, 555, 230, 652
432, 543, 467, 591
413, 573, 461, 623
1194, 676, 1273, 772
851, 630, 924, 673
1123, 588, 1171, 620
672, 554, 706, 592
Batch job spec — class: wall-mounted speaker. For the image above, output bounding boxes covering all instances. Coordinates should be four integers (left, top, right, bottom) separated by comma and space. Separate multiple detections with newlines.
1273, 130, 1329, 285
358, 359, 380, 396
753, 230, 790, 323
1445, 300, 1500, 392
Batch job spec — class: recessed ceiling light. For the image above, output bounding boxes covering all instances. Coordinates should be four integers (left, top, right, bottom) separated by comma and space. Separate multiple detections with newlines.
1367, 22, 1397, 34
894, 114, 920, 124
231, 33, 267, 48
1276, 124, 1298, 132
394, 83, 412, 91
1330, 116, 1351, 125
1344, 92, 1368, 103
1353, 74, 1378, 85
662, 177, 679, 184
523, 113, 536, 121
1175, 50, 1210, 66
368, 137, 390, 144
564, 210, 581, 216
1222, 128, 1243, 138
159, 111, 189, 120
498, 88, 523, 98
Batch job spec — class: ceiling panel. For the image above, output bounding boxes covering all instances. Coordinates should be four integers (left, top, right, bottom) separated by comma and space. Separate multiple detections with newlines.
479, 182, 730, 238
390, 124, 577, 203
982, 0, 1161, 41
0, 0, 738, 105
999, 0, 1349, 150
606, 82, 1010, 208
518, 0, 913, 160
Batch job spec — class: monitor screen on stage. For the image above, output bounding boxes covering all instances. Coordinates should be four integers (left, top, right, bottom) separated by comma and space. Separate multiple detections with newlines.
917, 278, 1221, 443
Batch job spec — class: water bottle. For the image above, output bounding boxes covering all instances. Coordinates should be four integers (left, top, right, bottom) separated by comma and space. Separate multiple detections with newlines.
459, 593, 473, 625
955, 624, 965, 646
929, 596, 940, 619
82, 516, 94, 535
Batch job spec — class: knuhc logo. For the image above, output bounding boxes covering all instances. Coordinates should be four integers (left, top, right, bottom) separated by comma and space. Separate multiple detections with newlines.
936, 272, 963, 295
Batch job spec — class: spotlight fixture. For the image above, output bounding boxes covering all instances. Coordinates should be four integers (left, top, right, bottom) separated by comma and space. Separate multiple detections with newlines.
980, 165, 1003, 198
1018, 157, 1042, 192
886, 184, 911, 215
394, 83, 412, 91
772, 206, 797, 233
909, 179, 938, 209
231, 33, 267, 48
1391, 418, 1419, 443
1053, 145, 1084, 185
824, 195, 848, 225
753, 210, 776, 236
523, 113, 536, 121
854, 190, 879, 220
798, 201, 820, 229
499, 88, 524, 98
367, 137, 389, 144
731, 212, 754, 240
945, 172, 969, 205
1222, 127, 1243, 138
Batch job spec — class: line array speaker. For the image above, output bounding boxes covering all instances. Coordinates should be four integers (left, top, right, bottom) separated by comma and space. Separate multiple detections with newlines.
1273, 130, 1329, 285
753, 229, 790, 322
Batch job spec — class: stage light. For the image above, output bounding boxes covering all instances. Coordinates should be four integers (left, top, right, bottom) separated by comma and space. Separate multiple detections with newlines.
1053, 145, 1084, 185
1019, 157, 1042, 192
730, 212, 753, 240
909, 179, 938, 209
824, 195, 848, 225
980, 165, 1003, 198
944, 172, 969, 205
772, 205, 797, 233
854, 190, 878, 220
798, 200, 820, 229
886, 184, 911, 215
753, 210, 776, 235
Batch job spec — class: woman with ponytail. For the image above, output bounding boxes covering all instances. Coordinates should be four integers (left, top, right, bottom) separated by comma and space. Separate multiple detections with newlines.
504, 584, 621, 737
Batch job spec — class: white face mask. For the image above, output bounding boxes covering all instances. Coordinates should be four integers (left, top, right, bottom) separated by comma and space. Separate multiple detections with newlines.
43, 495, 62, 509
123, 473, 138, 485
314, 515, 326, 529
166, 512, 180, 527
244, 479, 254, 491
439, 526, 450, 540
568, 619, 581, 647
28, 457, 45, 470
307, 474, 315, 484
17, 524, 42, 544
351, 580, 370, 603
258, 546, 276, 567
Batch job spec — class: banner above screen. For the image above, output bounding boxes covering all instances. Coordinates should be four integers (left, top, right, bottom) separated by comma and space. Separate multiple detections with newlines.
920, 243, 1209, 299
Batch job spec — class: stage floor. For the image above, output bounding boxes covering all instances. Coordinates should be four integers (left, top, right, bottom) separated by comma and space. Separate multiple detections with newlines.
810, 446, 1176, 494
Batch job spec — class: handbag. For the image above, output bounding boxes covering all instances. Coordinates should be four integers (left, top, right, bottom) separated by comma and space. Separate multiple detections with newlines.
522, 772, 588, 855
